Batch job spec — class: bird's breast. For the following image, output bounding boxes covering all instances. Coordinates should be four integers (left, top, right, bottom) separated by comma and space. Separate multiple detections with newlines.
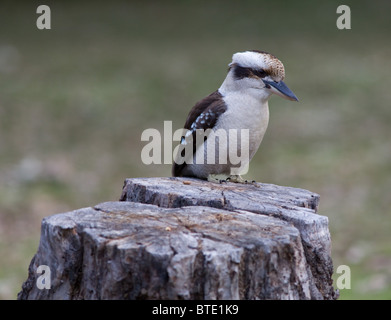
215, 93, 270, 159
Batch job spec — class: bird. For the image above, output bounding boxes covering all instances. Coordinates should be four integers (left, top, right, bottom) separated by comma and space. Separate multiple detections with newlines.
172, 50, 298, 184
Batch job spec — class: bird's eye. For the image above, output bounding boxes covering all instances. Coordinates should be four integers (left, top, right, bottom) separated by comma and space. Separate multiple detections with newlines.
257, 69, 267, 78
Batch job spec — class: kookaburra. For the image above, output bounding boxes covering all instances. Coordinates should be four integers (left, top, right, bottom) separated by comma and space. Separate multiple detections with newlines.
172, 50, 298, 183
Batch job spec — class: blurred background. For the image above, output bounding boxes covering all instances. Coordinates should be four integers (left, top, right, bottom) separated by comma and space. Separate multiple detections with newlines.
0, 0, 390, 299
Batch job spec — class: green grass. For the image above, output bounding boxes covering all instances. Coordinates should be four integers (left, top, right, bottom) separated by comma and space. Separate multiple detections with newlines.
1, 0, 391, 299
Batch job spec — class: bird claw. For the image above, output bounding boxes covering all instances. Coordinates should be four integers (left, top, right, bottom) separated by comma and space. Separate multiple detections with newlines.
208, 174, 260, 187
248, 180, 260, 188
207, 174, 230, 184
230, 176, 260, 187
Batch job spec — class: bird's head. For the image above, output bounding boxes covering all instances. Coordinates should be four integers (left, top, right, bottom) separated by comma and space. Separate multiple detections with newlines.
220, 50, 298, 102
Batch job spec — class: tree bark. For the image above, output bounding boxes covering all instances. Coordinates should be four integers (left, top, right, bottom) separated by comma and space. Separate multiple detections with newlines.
18, 177, 338, 300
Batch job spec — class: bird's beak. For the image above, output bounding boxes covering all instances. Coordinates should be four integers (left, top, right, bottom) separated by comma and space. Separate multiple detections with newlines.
263, 80, 298, 101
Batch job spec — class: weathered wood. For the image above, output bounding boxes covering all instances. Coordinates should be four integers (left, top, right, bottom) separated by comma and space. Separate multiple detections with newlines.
120, 177, 335, 299
18, 177, 338, 300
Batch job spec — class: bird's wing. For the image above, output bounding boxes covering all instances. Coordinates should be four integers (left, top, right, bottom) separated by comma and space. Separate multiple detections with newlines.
172, 90, 227, 177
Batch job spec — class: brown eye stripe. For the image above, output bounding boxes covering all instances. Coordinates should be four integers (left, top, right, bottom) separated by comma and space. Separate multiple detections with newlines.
232, 64, 268, 80
253, 68, 267, 78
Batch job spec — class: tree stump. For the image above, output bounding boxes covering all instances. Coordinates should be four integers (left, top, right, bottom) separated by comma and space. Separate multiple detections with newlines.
18, 177, 338, 300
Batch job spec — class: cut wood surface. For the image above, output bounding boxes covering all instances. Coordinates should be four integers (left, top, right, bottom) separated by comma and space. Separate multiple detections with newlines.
18, 177, 338, 300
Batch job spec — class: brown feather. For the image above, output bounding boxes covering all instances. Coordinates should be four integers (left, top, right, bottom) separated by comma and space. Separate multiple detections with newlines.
172, 91, 227, 177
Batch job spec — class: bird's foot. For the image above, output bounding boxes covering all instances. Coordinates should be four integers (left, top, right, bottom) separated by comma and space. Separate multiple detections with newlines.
207, 174, 230, 184
225, 174, 246, 183
207, 174, 260, 187
227, 175, 260, 187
